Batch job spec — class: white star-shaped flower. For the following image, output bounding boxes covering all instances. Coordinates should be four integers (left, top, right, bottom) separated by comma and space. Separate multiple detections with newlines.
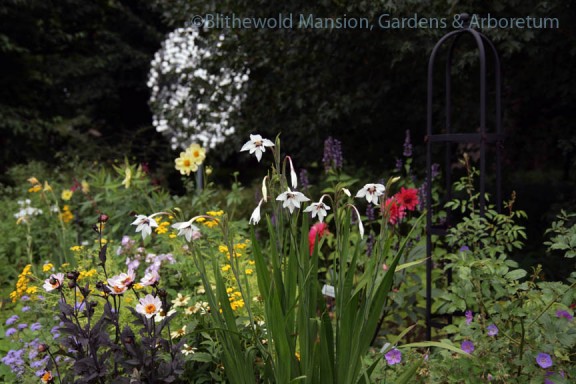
131, 214, 160, 239
240, 134, 274, 162
304, 200, 331, 222
249, 199, 264, 225
355, 183, 386, 205
276, 188, 310, 214
171, 220, 201, 242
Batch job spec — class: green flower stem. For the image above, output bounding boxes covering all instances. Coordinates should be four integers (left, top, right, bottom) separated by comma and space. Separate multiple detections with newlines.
46, 348, 63, 384
516, 317, 525, 378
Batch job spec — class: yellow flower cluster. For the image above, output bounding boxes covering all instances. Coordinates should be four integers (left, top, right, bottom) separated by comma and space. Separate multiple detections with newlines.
174, 143, 206, 176
10, 264, 37, 302
70, 245, 84, 252
155, 217, 171, 235
226, 287, 245, 311
42, 263, 54, 272
199, 210, 224, 228
218, 239, 250, 259
59, 205, 74, 223
78, 269, 98, 280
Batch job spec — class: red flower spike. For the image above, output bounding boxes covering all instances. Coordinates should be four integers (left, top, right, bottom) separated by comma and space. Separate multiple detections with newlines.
384, 198, 406, 225
309, 222, 329, 255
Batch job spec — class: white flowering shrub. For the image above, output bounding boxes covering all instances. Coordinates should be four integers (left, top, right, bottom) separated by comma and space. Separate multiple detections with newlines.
147, 27, 249, 150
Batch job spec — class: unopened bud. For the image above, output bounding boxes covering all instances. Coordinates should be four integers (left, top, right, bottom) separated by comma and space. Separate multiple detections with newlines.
98, 214, 109, 223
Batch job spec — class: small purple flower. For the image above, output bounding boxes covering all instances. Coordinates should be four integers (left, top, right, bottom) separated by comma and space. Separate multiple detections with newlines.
536, 353, 553, 369
21, 306, 30, 312
29, 349, 39, 360
461, 340, 474, 354
20, 295, 30, 301
545, 370, 565, 384
17, 323, 27, 330
556, 310, 573, 321
30, 322, 42, 331
385, 348, 402, 365
460, 245, 470, 252
5, 327, 17, 337
487, 324, 499, 336
465, 310, 473, 325
5, 315, 19, 325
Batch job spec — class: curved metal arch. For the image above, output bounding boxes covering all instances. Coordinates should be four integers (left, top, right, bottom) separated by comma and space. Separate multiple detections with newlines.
425, 21, 504, 341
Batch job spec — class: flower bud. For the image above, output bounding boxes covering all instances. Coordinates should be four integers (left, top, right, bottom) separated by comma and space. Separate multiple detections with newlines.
38, 343, 49, 353
98, 214, 109, 223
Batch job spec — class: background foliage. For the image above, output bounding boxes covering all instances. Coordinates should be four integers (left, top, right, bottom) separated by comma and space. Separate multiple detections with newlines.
1, 0, 575, 265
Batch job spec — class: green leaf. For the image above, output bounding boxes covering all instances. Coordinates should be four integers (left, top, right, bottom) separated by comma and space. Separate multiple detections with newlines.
394, 358, 424, 384
396, 257, 428, 272
190, 352, 214, 363
401, 341, 475, 357
505, 269, 527, 280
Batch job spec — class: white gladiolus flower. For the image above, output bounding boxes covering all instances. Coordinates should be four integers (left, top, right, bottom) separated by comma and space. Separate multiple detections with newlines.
240, 134, 274, 162
249, 199, 264, 225
171, 220, 202, 242
276, 188, 310, 214
355, 183, 386, 205
286, 156, 298, 189
131, 213, 163, 239
304, 197, 331, 222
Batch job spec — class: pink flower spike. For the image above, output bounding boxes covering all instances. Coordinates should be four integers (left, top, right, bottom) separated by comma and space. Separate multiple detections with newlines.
309, 222, 329, 255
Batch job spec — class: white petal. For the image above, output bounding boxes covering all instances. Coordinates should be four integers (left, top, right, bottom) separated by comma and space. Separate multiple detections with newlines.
240, 141, 254, 152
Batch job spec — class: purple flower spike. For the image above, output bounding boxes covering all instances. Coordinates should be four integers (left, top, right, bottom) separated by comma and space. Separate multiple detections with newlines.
536, 353, 553, 369
322, 137, 343, 172
385, 348, 402, 365
461, 340, 474, 354
465, 310, 473, 325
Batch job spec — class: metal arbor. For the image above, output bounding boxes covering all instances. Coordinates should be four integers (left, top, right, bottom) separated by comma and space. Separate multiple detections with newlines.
425, 15, 505, 341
